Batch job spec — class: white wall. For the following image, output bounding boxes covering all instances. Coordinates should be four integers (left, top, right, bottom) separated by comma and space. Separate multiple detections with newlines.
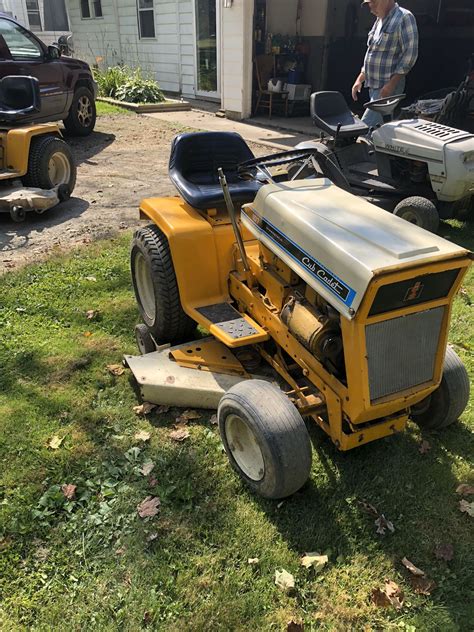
221, 0, 253, 118
266, 0, 297, 36
66, 0, 195, 96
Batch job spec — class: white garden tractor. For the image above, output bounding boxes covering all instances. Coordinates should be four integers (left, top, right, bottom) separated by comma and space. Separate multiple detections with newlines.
294, 92, 474, 232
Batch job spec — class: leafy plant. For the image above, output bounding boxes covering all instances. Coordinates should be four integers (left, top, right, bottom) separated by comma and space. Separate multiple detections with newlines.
94, 65, 165, 104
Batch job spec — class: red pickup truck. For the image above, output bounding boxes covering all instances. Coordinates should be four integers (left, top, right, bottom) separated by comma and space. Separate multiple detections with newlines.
0, 13, 97, 135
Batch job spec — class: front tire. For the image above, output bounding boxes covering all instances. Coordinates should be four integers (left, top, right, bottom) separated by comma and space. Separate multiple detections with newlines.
393, 196, 440, 233
411, 346, 470, 430
63, 87, 96, 136
218, 380, 312, 499
22, 135, 76, 196
130, 225, 195, 344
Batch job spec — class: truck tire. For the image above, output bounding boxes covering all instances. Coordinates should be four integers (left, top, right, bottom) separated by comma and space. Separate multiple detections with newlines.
63, 86, 96, 136
410, 346, 470, 430
130, 225, 195, 344
393, 196, 440, 233
22, 135, 76, 197
218, 380, 312, 499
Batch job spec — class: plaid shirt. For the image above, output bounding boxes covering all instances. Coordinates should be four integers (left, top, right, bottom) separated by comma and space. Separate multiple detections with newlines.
362, 4, 418, 89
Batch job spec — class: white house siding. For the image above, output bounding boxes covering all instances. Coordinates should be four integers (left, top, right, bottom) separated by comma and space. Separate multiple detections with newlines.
66, 0, 195, 97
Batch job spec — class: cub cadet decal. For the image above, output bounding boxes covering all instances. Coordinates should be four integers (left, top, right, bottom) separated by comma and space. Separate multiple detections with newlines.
243, 209, 356, 307
404, 281, 424, 302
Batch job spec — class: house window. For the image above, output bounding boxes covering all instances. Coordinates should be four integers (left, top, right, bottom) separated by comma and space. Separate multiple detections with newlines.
26, 0, 42, 31
137, 0, 155, 38
93, 0, 103, 17
80, 0, 91, 19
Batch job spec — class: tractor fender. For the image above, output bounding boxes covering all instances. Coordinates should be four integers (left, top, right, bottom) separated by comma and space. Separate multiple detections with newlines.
4, 123, 62, 175
139, 197, 231, 311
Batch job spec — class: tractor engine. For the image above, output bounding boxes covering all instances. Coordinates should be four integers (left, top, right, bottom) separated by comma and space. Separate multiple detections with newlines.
280, 294, 344, 378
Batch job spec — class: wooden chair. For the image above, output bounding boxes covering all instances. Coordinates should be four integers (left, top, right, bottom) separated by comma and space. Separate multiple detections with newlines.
254, 54, 289, 118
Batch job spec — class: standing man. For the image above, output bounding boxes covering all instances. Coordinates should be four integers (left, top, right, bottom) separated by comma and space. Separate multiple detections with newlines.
352, 0, 418, 128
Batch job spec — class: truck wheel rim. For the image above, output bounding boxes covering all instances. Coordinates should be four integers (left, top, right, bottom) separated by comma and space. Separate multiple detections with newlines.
77, 95, 93, 127
226, 414, 264, 481
48, 152, 71, 186
135, 252, 156, 320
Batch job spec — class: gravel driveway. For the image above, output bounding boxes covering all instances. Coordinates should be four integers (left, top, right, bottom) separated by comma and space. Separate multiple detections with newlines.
0, 113, 270, 274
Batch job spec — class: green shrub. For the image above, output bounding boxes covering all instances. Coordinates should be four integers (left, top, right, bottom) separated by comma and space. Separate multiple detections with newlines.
94, 65, 129, 99
94, 65, 165, 104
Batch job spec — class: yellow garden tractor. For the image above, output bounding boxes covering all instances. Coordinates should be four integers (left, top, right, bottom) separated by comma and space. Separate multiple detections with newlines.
0, 75, 76, 222
126, 131, 472, 499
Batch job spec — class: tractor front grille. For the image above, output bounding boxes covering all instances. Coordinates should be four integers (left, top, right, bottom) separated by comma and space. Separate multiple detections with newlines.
365, 307, 445, 402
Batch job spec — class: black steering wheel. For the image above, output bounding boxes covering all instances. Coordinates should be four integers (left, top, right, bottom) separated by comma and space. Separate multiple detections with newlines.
363, 93, 406, 115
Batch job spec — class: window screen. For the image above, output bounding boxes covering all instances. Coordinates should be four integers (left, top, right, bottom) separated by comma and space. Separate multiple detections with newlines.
26, 0, 42, 31
138, 0, 155, 38
81, 0, 91, 18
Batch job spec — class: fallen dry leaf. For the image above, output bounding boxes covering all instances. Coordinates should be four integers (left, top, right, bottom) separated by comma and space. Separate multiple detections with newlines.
410, 575, 436, 595
148, 475, 158, 487
248, 557, 259, 565
35, 546, 50, 561
137, 496, 161, 518
300, 553, 328, 571
86, 309, 97, 320
401, 557, 425, 577
107, 364, 124, 376
287, 621, 304, 632
209, 414, 218, 425
169, 428, 190, 442
180, 409, 201, 420
134, 430, 151, 442
275, 569, 295, 593
139, 461, 155, 476
459, 499, 474, 517
456, 483, 474, 496
115, 547, 126, 556
371, 580, 404, 609
61, 484, 77, 500
156, 405, 170, 414
84, 276, 96, 282
418, 439, 431, 454
83, 331, 93, 337
133, 402, 157, 416
375, 514, 395, 535
434, 543, 454, 561
47, 435, 65, 450
357, 499, 379, 517
147, 532, 158, 542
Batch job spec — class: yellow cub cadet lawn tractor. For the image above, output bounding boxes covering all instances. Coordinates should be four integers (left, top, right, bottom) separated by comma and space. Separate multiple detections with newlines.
125, 131, 472, 499
0, 75, 76, 222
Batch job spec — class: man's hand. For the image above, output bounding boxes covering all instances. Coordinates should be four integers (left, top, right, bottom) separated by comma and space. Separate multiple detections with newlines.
352, 79, 364, 101
379, 83, 392, 98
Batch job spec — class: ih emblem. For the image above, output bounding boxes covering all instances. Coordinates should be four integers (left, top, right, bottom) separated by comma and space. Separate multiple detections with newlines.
404, 281, 424, 301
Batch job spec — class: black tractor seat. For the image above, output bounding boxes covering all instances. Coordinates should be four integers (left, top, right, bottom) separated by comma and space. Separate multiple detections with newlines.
169, 131, 261, 210
311, 91, 369, 139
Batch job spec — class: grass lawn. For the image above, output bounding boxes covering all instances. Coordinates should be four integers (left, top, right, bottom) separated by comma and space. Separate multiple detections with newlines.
0, 220, 473, 631
96, 101, 133, 116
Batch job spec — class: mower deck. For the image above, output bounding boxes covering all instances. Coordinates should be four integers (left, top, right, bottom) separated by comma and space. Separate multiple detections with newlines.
125, 338, 268, 409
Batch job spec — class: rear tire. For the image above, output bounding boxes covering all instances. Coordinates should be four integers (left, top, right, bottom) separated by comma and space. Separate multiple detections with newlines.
22, 135, 76, 195
393, 196, 439, 233
130, 225, 195, 344
63, 86, 96, 136
218, 380, 312, 499
411, 346, 470, 430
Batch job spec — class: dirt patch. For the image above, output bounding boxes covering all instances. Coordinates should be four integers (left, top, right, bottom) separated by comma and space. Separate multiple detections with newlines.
0, 113, 271, 273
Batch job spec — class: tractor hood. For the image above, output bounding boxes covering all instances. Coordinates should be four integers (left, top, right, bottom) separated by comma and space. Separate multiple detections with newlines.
372, 119, 473, 161
241, 180, 467, 319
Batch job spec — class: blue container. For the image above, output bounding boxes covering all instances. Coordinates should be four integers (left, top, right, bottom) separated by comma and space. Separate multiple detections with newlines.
287, 69, 304, 84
